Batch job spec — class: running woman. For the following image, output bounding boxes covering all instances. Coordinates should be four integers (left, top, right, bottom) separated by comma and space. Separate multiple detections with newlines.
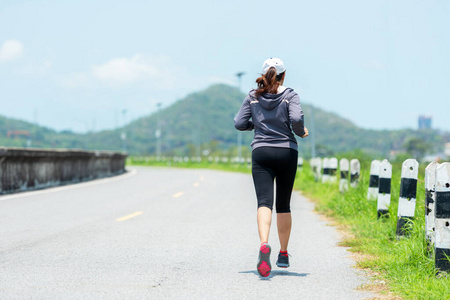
234, 58, 308, 277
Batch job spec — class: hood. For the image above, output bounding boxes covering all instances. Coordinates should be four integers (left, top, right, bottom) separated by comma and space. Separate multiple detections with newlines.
250, 88, 294, 110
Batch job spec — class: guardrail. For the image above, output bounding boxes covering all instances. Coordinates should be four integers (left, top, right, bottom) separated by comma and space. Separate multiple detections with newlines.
0, 147, 127, 195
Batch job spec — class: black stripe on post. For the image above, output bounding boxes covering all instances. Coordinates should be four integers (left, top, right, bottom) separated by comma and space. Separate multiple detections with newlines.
379, 178, 391, 194
330, 169, 337, 176
436, 248, 450, 273
377, 209, 389, 218
400, 178, 418, 199
369, 175, 379, 188
351, 173, 359, 182
436, 192, 450, 219
425, 189, 434, 216
396, 216, 414, 237
340, 171, 348, 179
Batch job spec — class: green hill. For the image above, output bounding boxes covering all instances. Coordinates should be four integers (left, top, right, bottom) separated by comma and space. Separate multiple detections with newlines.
0, 84, 447, 159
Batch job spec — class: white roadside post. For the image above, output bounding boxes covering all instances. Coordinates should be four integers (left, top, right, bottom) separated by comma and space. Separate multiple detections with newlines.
322, 158, 330, 183
377, 159, 392, 218
396, 159, 419, 237
339, 158, 349, 193
314, 158, 322, 182
329, 157, 338, 183
434, 162, 450, 273
367, 160, 381, 200
310, 158, 316, 179
298, 157, 304, 170
425, 162, 439, 247
350, 159, 360, 188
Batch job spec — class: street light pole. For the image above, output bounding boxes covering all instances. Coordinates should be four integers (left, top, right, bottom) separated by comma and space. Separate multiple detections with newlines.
156, 103, 162, 158
310, 105, 316, 158
236, 72, 245, 162
121, 109, 127, 153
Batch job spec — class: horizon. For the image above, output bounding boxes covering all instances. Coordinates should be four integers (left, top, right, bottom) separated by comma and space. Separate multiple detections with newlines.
1, 82, 445, 135
1, 0, 449, 133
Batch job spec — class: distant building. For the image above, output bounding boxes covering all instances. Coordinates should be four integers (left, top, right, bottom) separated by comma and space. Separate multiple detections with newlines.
418, 115, 432, 129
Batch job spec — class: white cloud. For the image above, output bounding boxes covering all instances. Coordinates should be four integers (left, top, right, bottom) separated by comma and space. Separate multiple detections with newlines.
0, 40, 24, 62
16, 59, 52, 76
91, 54, 175, 88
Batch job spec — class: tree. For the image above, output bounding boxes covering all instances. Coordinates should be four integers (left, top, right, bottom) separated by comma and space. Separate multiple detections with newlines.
403, 137, 428, 160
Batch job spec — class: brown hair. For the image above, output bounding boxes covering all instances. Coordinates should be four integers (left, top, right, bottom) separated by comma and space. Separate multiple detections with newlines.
254, 67, 285, 98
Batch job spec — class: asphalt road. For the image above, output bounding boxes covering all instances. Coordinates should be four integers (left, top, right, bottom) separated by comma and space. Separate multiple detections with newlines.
0, 166, 374, 299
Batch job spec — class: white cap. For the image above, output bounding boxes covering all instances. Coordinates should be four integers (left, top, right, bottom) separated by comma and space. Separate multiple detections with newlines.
262, 57, 285, 75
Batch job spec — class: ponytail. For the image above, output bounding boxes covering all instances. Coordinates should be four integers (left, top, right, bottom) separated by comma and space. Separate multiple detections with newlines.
254, 67, 285, 98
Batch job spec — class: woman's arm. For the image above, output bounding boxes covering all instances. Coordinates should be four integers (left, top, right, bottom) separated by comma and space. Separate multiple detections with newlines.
288, 93, 307, 137
234, 95, 254, 131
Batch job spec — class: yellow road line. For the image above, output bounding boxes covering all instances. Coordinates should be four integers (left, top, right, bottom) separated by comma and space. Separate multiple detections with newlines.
173, 192, 184, 198
116, 211, 143, 222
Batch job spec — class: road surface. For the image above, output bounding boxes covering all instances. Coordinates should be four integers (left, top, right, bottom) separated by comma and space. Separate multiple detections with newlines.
0, 166, 374, 299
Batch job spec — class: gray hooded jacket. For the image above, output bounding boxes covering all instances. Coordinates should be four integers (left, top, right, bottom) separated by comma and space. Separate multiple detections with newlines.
234, 88, 305, 151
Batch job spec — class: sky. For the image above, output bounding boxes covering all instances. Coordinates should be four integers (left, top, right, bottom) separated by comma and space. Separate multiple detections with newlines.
0, 0, 449, 133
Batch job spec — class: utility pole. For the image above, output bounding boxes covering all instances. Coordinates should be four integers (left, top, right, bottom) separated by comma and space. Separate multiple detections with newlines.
310, 106, 316, 158
121, 109, 127, 153
236, 72, 245, 162
156, 103, 162, 158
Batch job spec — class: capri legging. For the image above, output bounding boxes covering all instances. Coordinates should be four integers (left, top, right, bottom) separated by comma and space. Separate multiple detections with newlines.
252, 146, 298, 213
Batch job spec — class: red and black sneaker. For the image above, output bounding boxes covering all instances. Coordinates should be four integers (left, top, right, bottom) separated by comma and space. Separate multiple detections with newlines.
257, 243, 272, 277
276, 251, 290, 268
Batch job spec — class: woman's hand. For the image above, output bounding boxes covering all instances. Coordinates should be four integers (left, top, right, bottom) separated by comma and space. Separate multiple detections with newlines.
301, 127, 309, 138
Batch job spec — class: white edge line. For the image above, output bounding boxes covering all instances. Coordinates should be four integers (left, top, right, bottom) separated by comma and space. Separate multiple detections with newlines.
0, 168, 138, 201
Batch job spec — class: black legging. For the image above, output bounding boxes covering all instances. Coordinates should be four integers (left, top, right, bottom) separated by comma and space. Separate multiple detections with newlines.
252, 146, 298, 213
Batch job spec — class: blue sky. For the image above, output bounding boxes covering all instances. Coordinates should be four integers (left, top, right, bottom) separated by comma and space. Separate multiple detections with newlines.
0, 0, 448, 133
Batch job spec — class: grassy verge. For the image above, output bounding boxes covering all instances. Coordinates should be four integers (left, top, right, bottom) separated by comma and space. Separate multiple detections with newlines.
127, 157, 251, 174
294, 162, 450, 299
128, 156, 450, 299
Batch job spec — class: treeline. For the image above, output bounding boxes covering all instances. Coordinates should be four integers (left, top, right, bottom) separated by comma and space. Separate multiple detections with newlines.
1, 84, 448, 160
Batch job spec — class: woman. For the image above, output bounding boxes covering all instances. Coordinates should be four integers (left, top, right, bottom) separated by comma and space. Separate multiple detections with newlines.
234, 57, 308, 277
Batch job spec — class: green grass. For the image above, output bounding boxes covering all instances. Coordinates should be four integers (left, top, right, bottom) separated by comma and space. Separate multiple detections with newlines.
127, 156, 251, 174
128, 156, 450, 299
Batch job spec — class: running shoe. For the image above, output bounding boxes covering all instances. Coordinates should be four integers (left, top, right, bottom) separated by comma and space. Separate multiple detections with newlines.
276, 251, 290, 268
257, 243, 271, 277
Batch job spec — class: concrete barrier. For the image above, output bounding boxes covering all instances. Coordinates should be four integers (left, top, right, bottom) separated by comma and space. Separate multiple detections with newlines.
425, 161, 439, 247
339, 158, 349, 193
396, 159, 419, 237
377, 159, 392, 218
435, 162, 450, 273
0, 147, 127, 195
350, 159, 361, 188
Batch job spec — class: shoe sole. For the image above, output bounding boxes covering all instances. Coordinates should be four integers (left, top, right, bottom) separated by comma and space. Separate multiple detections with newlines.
276, 262, 289, 268
257, 244, 271, 277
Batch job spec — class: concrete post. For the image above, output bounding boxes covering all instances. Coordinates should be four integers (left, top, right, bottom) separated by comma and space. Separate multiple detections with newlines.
367, 160, 381, 200
396, 159, 419, 237
311, 157, 322, 182
329, 158, 338, 183
435, 162, 450, 272
339, 158, 349, 193
425, 162, 439, 247
298, 157, 304, 170
322, 158, 330, 183
377, 159, 392, 218
350, 159, 360, 188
